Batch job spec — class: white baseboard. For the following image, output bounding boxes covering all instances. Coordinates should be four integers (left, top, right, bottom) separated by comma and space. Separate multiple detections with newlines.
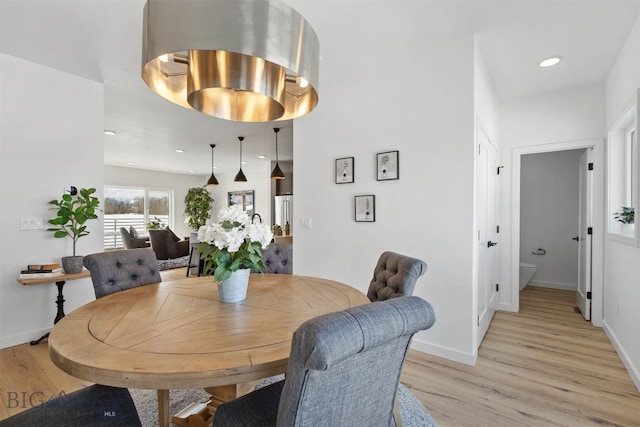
528, 280, 577, 291
410, 337, 478, 366
602, 320, 640, 393
0, 327, 50, 350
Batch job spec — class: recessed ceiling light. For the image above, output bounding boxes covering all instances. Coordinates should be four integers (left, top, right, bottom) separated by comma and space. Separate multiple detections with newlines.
127, 162, 135, 166
241, 161, 247, 165
175, 149, 185, 153
188, 170, 194, 173
539, 56, 562, 68
258, 155, 267, 159
104, 130, 117, 136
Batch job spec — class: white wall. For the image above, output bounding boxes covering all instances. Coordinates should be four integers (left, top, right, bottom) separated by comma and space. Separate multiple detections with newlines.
0, 54, 104, 348
603, 14, 640, 391
498, 84, 606, 317
520, 150, 582, 290
290, 1, 477, 364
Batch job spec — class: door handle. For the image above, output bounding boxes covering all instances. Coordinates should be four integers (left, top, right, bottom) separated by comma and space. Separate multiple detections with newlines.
572, 236, 579, 241
487, 241, 498, 248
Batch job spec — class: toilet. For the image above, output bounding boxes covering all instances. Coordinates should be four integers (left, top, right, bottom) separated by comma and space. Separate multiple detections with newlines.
519, 262, 537, 290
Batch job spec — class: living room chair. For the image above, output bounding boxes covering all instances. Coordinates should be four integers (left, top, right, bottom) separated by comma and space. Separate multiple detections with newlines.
148, 228, 190, 260
261, 242, 293, 274
212, 296, 436, 427
367, 251, 427, 302
0, 385, 141, 427
120, 226, 150, 249
83, 248, 161, 299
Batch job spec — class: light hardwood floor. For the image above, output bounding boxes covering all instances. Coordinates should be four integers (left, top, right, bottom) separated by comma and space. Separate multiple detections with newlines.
1, 270, 638, 426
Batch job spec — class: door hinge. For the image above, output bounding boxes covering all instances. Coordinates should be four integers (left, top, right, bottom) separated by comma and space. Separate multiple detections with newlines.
587, 227, 593, 235
588, 162, 594, 171
477, 316, 480, 327
496, 283, 499, 292
496, 225, 500, 233
497, 166, 504, 175
587, 291, 592, 300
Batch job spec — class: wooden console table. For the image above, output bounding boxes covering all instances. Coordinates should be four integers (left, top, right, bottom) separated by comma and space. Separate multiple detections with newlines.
17, 270, 91, 345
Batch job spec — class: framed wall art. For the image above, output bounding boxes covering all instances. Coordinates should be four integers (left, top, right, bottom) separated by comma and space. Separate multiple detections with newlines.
336, 157, 354, 184
354, 195, 375, 222
228, 190, 255, 216
377, 150, 399, 181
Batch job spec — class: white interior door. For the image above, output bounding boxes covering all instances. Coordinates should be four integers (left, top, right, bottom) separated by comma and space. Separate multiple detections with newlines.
576, 148, 593, 320
476, 130, 499, 344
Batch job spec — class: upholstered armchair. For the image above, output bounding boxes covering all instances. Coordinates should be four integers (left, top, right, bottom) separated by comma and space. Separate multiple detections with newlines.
367, 251, 427, 302
212, 296, 436, 427
120, 226, 150, 249
83, 248, 161, 299
148, 228, 190, 260
260, 242, 293, 274
0, 385, 141, 427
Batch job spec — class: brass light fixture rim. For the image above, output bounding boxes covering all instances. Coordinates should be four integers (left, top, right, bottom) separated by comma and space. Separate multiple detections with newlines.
141, 0, 320, 122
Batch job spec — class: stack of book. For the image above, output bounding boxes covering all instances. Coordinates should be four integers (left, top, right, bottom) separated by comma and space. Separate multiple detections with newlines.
19, 263, 64, 279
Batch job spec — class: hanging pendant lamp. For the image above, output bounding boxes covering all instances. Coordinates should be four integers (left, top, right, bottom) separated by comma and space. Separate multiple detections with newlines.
141, 0, 320, 122
206, 144, 219, 186
271, 127, 285, 180
234, 136, 247, 182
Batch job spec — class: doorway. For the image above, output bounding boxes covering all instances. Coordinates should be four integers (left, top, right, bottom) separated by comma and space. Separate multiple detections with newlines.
510, 139, 604, 326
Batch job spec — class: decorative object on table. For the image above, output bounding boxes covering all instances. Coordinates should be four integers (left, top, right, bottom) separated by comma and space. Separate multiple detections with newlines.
184, 187, 214, 233
614, 206, 635, 224
198, 205, 273, 302
19, 267, 64, 279
335, 156, 354, 184
47, 187, 101, 274
228, 190, 255, 216
145, 216, 164, 230
270, 127, 286, 180
234, 136, 248, 182
355, 194, 376, 222
377, 150, 399, 181
206, 144, 219, 186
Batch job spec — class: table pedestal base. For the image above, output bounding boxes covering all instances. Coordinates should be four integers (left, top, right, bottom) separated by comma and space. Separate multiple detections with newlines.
171, 380, 260, 427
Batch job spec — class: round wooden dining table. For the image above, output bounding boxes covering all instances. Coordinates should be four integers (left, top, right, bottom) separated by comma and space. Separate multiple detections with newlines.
48, 274, 369, 427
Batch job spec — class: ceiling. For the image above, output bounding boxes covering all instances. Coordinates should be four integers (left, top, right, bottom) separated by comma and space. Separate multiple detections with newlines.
1, 0, 639, 176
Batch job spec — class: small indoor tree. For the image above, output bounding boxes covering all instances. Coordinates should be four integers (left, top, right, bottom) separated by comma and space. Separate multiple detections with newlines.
184, 187, 214, 231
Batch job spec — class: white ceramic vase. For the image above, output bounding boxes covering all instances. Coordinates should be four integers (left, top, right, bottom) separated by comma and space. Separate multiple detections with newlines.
217, 268, 250, 303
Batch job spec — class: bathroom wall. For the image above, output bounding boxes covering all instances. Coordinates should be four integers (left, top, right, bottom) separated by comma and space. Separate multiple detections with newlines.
520, 149, 583, 290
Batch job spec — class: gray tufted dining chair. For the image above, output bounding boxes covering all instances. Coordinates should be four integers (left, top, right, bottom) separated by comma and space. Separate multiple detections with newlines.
83, 248, 161, 299
212, 296, 436, 427
261, 242, 293, 274
366, 251, 427, 302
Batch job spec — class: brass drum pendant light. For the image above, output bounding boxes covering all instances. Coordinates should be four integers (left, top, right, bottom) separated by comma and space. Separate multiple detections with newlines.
234, 136, 247, 182
141, 0, 320, 122
270, 127, 285, 180
207, 144, 219, 186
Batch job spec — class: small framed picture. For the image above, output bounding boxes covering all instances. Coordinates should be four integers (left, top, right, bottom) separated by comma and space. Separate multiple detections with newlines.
336, 157, 354, 184
355, 195, 375, 222
377, 150, 399, 181
228, 190, 255, 216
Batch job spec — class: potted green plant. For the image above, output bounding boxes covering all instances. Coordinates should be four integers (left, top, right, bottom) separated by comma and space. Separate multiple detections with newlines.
614, 206, 635, 235
184, 187, 214, 241
47, 187, 101, 273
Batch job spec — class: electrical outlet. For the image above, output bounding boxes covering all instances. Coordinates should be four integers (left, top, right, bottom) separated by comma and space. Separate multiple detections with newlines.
21, 217, 44, 230
300, 217, 312, 229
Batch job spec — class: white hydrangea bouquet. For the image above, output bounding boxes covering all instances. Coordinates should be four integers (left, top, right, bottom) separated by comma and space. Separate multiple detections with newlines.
198, 205, 273, 282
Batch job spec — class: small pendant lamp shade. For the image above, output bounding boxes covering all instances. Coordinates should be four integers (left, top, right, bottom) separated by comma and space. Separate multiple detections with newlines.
270, 127, 285, 180
207, 144, 219, 186
234, 136, 247, 182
